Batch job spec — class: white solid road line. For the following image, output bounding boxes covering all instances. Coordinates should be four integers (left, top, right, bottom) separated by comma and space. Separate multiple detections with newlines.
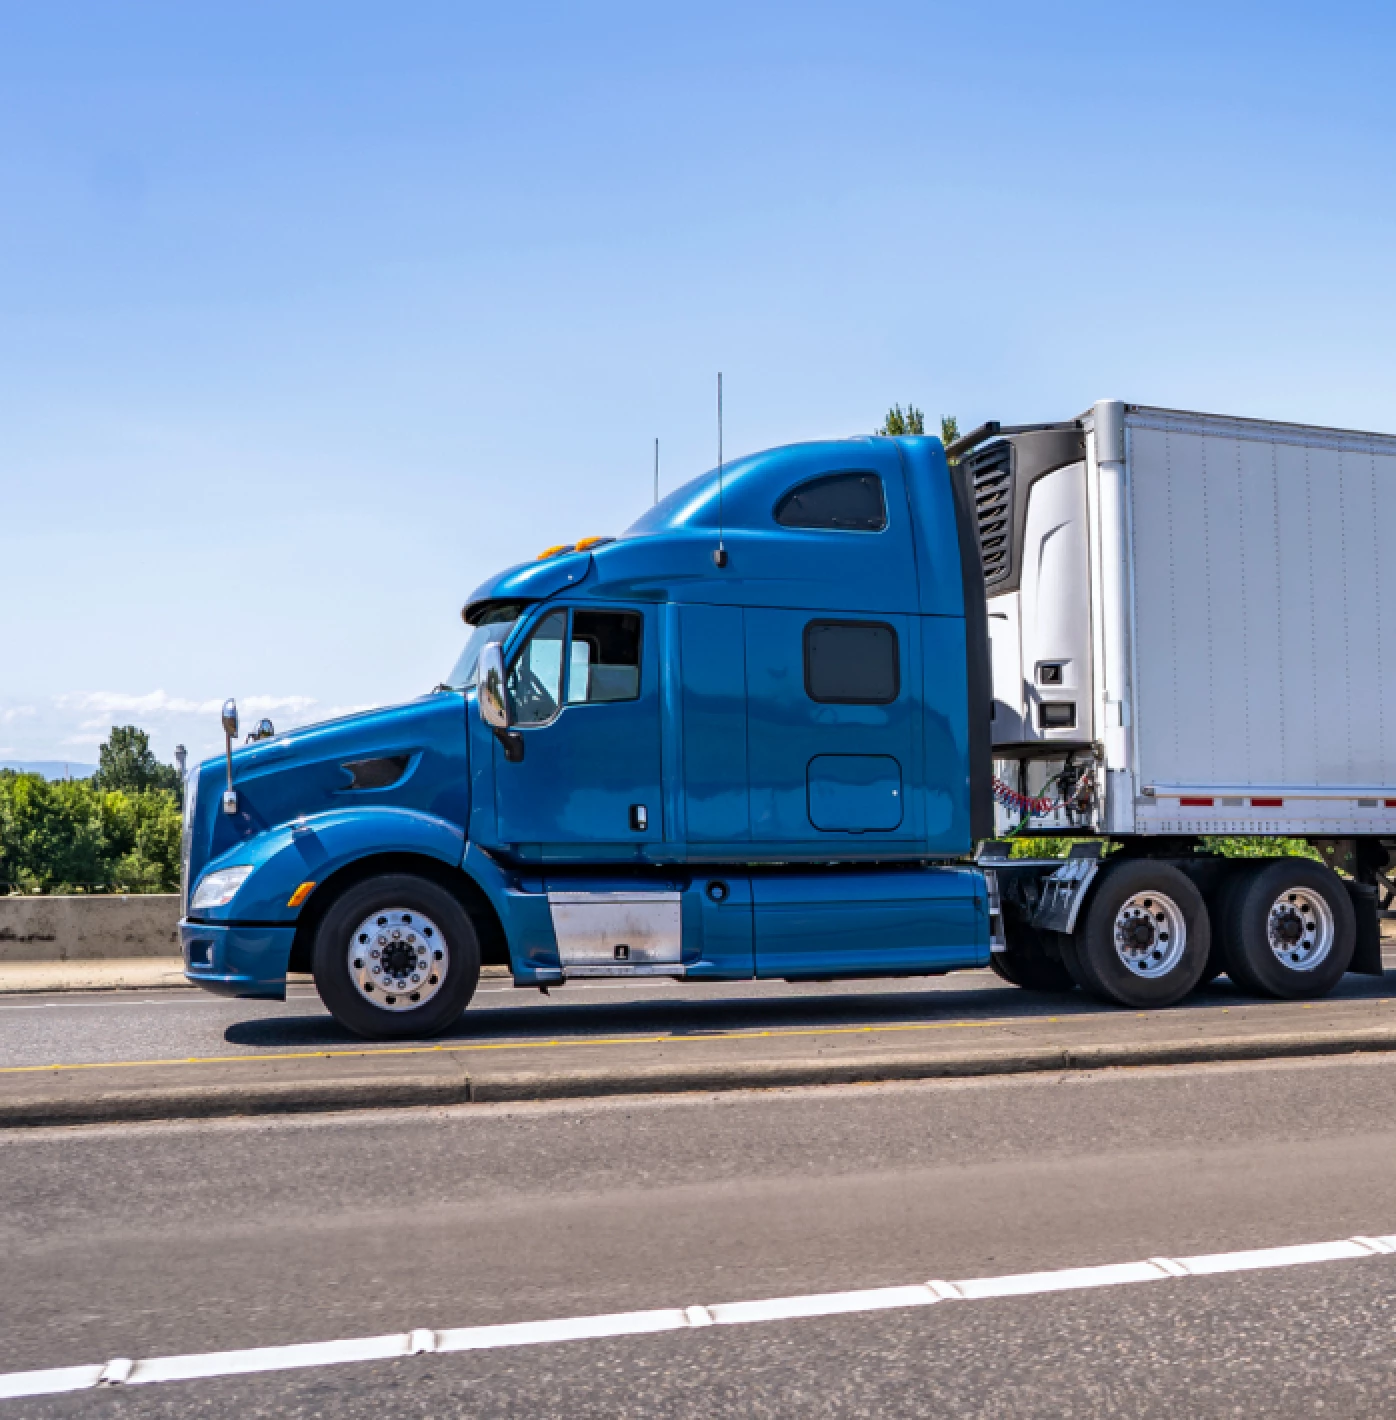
2, 1230, 1395, 1402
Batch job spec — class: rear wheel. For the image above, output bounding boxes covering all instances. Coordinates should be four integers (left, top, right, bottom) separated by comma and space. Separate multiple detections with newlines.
313, 873, 480, 1039
1070, 860, 1211, 1008
989, 921, 1076, 993
1221, 859, 1354, 999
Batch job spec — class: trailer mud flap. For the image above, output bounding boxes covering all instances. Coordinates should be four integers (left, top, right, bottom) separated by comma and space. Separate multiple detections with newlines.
1031, 858, 1099, 934
1347, 882, 1384, 977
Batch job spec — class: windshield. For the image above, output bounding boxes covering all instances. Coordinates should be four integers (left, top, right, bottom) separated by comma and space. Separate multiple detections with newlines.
443, 604, 524, 689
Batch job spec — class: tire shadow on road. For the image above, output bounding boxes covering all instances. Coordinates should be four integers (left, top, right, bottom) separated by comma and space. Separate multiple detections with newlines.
221, 968, 1396, 1051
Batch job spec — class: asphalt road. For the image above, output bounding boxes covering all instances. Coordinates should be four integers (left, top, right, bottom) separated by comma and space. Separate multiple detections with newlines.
8, 1052, 1396, 1415
6, 958, 1396, 1072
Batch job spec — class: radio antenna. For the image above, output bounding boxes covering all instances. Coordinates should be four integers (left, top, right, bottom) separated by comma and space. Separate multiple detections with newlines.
653, 437, 659, 505
713, 372, 728, 567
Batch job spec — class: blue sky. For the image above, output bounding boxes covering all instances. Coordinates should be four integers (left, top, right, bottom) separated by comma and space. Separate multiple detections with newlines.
3, 0, 1394, 766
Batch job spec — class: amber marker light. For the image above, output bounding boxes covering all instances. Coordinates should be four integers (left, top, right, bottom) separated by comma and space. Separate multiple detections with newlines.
535, 543, 575, 561
573, 536, 613, 551
287, 882, 317, 908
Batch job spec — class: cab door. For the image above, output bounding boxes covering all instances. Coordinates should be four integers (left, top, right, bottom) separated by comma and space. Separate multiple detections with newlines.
494, 603, 663, 859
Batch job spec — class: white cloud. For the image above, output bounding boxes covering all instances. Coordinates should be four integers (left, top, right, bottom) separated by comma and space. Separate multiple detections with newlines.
322, 703, 378, 719
56, 690, 319, 721
4, 689, 386, 762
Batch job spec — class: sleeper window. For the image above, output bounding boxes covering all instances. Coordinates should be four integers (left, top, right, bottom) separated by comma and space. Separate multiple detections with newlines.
804, 620, 899, 704
566, 610, 642, 704
775, 473, 886, 532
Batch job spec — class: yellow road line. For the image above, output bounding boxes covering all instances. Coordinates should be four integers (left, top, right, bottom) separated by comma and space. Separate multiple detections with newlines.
1, 1014, 1046, 1076
4, 994, 1388, 1077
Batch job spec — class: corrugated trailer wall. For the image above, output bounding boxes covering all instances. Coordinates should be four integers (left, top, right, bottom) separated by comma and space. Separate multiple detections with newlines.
1125, 407, 1396, 834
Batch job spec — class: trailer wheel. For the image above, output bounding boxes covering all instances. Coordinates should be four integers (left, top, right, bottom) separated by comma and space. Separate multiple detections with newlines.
1221, 859, 1355, 999
313, 873, 480, 1040
989, 922, 1076, 994
1071, 860, 1210, 1008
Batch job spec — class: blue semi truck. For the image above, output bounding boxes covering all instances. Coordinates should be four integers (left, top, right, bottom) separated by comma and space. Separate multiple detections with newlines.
180, 406, 1392, 1038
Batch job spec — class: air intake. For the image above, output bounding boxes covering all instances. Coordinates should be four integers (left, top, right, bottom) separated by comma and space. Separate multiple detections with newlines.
963, 441, 1014, 588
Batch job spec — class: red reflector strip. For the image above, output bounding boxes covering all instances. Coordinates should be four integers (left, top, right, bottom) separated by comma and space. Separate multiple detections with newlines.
1250, 798, 1283, 808
1387, 800, 1396, 808
1180, 798, 1213, 807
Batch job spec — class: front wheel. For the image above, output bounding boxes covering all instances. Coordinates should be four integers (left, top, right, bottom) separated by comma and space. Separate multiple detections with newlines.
313, 873, 480, 1039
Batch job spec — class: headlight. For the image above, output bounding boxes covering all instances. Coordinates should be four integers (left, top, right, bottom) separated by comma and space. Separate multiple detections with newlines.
190, 865, 255, 912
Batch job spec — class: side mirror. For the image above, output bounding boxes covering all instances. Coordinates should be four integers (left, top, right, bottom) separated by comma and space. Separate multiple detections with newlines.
221, 699, 239, 741
477, 644, 512, 730
476, 643, 525, 763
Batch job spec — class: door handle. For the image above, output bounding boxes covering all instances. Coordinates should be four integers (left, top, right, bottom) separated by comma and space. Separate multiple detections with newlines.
630, 804, 648, 832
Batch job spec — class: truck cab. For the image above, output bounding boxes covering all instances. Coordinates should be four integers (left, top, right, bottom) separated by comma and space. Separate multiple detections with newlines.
179, 435, 998, 1037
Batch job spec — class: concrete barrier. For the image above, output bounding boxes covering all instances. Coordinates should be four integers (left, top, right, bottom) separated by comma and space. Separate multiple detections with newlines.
0, 894, 181, 962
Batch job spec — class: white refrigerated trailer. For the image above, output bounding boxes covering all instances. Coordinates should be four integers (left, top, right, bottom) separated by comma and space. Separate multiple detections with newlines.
950, 401, 1395, 1008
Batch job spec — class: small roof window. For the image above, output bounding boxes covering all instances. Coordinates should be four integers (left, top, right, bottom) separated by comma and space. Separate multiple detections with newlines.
775, 472, 886, 532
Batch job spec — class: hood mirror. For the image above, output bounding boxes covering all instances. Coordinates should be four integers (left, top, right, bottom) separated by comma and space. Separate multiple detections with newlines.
220, 698, 239, 814
476, 643, 525, 763
247, 718, 275, 743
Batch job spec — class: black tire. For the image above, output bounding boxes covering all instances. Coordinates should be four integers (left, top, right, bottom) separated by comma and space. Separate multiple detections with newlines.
989, 921, 1076, 993
313, 873, 480, 1040
1221, 859, 1355, 1000
1055, 928, 1095, 994
1070, 860, 1211, 1009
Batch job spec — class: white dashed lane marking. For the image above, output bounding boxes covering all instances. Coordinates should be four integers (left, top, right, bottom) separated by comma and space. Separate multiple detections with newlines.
3, 1231, 1394, 1401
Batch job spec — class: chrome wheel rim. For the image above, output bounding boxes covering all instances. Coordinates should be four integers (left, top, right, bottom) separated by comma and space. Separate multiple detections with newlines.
347, 908, 449, 1012
1113, 891, 1187, 978
1265, 887, 1334, 971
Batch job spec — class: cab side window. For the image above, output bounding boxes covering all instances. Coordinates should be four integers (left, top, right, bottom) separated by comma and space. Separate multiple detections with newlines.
508, 610, 567, 724
567, 610, 642, 704
775, 472, 886, 532
804, 620, 899, 704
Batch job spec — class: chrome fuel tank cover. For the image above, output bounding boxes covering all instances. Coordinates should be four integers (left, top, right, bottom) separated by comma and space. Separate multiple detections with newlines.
546, 891, 682, 967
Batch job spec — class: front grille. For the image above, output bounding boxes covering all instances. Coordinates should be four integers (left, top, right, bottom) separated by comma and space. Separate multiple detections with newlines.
963, 440, 1014, 588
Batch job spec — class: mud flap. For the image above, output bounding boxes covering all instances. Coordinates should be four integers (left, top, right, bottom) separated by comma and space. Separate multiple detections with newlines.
1031, 858, 1100, 935
1347, 881, 1384, 976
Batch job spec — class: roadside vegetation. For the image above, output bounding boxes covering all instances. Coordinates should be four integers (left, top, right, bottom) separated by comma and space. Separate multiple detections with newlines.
0, 727, 182, 894
1010, 836, 1319, 861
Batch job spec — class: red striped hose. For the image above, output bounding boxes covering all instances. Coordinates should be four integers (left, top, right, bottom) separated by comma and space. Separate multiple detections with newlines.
992, 777, 1055, 817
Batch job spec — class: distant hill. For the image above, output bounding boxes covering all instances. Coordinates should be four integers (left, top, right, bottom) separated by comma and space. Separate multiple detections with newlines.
0, 761, 98, 780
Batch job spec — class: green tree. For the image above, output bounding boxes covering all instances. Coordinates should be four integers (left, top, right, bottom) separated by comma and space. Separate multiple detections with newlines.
0, 769, 182, 893
93, 725, 182, 798
877, 406, 962, 454
878, 404, 925, 436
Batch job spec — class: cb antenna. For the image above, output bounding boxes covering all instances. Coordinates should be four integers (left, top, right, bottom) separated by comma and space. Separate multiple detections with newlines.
653, 437, 659, 505
712, 371, 728, 567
